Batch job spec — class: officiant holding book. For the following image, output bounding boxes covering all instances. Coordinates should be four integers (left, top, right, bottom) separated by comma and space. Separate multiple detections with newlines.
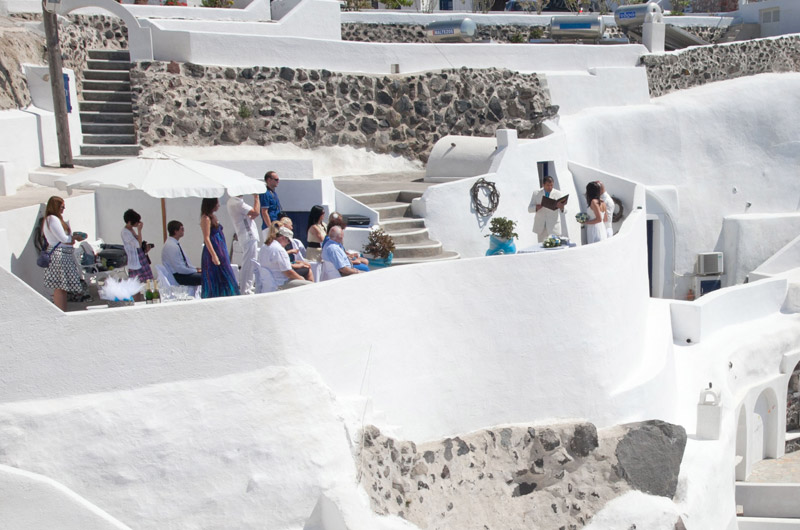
529, 176, 568, 243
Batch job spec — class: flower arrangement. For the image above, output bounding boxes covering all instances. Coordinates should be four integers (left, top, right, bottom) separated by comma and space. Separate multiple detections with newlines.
542, 235, 561, 248
99, 277, 142, 303
162, 0, 187, 5
575, 212, 589, 224
486, 217, 519, 241
363, 227, 395, 259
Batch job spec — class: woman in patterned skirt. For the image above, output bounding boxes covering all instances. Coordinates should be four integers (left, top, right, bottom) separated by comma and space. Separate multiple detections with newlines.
42, 196, 86, 311
121, 209, 153, 301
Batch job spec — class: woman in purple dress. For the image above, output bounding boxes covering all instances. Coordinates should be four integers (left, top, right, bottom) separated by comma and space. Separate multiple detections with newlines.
200, 198, 240, 298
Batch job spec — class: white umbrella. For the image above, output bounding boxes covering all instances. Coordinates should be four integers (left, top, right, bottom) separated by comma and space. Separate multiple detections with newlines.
55, 152, 266, 240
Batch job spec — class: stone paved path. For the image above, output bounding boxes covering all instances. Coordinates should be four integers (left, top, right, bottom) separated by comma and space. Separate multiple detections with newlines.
747, 449, 800, 483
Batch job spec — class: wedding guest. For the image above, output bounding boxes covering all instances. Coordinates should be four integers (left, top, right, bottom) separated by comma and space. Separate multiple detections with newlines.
122, 209, 153, 301
324, 211, 369, 271
226, 194, 260, 295
41, 196, 86, 311
279, 216, 313, 282
200, 198, 240, 298
161, 220, 202, 286
528, 176, 566, 243
584, 181, 607, 245
259, 221, 312, 290
321, 225, 362, 280
306, 205, 326, 262
259, 170, 281, 239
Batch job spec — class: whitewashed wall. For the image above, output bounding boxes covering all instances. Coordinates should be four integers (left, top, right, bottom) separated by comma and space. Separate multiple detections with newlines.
561, 72, 800, 298
739, 0, 800, 37
0, 207, 670, 443
721, 213, 800, 286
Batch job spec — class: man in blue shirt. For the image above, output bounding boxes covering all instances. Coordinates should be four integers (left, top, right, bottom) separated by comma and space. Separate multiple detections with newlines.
259, 171, 282, 237
320, 226, 361, 280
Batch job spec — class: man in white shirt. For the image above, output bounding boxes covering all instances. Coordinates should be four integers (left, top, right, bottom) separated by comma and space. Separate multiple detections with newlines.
597, 180, 615, 238
226, 194, 260, 295
529, 176, 567, 243
161, 220, 202, 286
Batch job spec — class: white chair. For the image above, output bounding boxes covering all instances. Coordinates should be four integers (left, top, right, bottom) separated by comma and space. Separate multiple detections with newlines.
154, 264, 199, 298
320, 259, 341, 282
308, 260, 322, 283
255, 266, 278, 294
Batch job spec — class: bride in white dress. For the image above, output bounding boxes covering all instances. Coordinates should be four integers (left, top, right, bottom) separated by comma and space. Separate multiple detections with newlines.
584, 181, 607, 245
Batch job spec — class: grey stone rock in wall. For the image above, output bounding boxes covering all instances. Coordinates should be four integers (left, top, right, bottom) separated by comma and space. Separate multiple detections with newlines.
357, 420, 686, 529
642, 35, 800, 97
131, 63, 557, 162
615, 420, 687, 498
342, 22, 629, 43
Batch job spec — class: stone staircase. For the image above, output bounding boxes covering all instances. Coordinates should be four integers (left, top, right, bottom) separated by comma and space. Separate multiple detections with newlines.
349, 190, 459, 265
76, 49, 140, 167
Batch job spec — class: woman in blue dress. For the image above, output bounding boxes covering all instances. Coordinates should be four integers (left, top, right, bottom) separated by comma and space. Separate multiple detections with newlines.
200, 198, 240, 298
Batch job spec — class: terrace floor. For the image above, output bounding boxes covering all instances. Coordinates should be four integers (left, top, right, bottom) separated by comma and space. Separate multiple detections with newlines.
747, 450, 800, 483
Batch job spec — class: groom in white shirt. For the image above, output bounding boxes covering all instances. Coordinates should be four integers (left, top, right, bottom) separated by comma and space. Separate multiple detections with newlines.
161, 220, 202, 286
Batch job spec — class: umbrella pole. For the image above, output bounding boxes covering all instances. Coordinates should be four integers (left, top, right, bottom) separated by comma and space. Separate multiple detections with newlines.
161, 198, 167, 242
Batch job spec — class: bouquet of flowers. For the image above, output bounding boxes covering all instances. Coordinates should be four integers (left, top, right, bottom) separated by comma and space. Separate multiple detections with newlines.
543, 235, 561, 248
575, 212, 589, 224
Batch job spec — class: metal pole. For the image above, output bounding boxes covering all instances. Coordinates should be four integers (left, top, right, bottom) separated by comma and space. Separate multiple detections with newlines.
42, 0, 74, 168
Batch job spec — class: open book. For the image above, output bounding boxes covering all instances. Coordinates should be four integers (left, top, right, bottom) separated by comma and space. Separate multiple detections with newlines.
541, 194, 568, 211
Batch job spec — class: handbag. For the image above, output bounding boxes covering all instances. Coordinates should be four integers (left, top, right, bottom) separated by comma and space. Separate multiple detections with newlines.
36, 242, 61, 268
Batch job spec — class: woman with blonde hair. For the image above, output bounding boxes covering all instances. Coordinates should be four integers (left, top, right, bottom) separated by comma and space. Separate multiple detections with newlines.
41, 196, 86, 311
258, 221, 312, 290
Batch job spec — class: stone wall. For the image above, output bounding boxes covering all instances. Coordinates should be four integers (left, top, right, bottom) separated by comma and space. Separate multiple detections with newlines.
642, 35, 800, 97
788, 364, 800, 454
61, 15, 128, 96
130, 62, 557, 161
0, 20, 44, 110
341, 22, 625, 43
357, 420, 686, 529
0, 14, 127, 111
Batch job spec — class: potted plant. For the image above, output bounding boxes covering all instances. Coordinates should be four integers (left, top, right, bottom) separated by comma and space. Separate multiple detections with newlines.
485, 216, 519, 256
363, 227, 396, 267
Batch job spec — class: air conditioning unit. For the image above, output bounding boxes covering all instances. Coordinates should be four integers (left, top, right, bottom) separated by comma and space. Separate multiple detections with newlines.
697, 252, 723, 276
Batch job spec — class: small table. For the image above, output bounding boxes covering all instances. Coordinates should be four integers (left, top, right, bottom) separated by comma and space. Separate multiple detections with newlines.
518, 242, 576, 254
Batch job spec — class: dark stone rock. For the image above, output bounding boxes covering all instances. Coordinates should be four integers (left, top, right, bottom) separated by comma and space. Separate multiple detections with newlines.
303, 83, 316, 93
360, 117, 378, 135
570, 423, 598, 457
455, 99, 471, 113
423, 451, 435, 463
240, 68, 253, 80
674, 517, 687, 530
377, 90, 393, 106
414, 100, 430, 117
162, 115, 174, 126
443, 439, 453, 461
166, 61, 180, 74
184, 63, 205, 78
259, 108, 276, 117
394, 95, 413, 114
539, 428, 561, 451
615, 420, 687, 498
455, 437, 470, 456
279, 67, 295, 82
512, 482, 537, 497
488, 96, 503, 121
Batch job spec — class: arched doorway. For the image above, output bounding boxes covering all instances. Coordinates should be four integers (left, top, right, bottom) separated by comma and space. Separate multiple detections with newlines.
753, 388, 779, 462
